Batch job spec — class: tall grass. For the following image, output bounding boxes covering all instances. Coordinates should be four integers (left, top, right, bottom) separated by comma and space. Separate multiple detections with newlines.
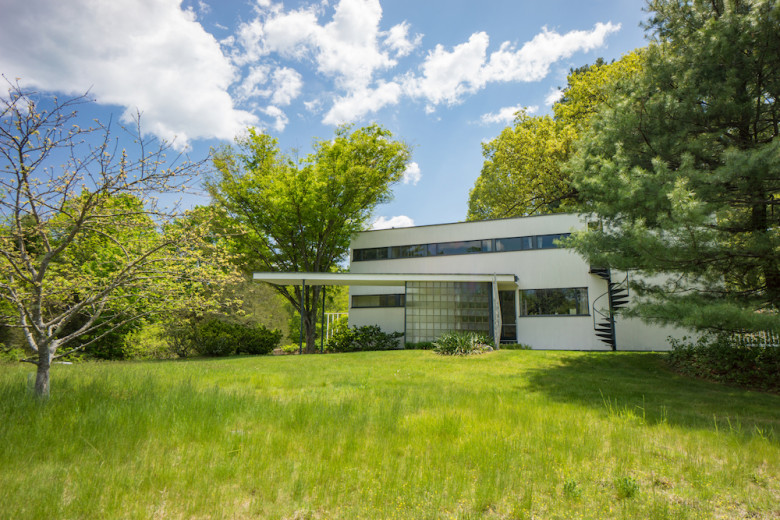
1, 351, 778, 519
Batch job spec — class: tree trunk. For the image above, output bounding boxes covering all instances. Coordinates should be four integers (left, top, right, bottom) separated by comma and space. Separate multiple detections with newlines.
35, 349, 51, 398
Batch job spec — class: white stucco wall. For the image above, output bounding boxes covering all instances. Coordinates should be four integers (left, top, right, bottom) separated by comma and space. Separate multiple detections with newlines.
348, 214, 690, 351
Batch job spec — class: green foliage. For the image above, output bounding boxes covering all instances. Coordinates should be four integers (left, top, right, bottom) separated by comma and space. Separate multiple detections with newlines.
467, 52, 642, 221
209, 124, 410, 353
121, 323, 173, 360
325, 324, 403, 353
467, 111, 576, 219
432, 331, 493, 356
192, 318, 282, 357
404, 341, 435, 350
0, 85, 242, 395
280, 344, 300, 354
667, 334, 780, 392
562, 479, 582, 500
614, 476, 639, 499
569, 0, 780, 333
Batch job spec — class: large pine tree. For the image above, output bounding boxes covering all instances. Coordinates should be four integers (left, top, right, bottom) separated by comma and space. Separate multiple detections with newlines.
570, 0, 780, 333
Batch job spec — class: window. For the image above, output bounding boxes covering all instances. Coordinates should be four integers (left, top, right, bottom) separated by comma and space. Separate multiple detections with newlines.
520, 287, 588, 316
352, 294, 405, 308
495, 236, 533, 252
352, 232, 571, 261
535, 233, 571, 249
405, 282, 491, 342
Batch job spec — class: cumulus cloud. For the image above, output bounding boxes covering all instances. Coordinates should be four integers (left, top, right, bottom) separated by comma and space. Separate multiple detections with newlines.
402, 162, 421, 185
228, 1, 619, 125
403, 32, 490, 109
480, 104, 538, 125
260, 105, 289, 132
323, 81, 402, 124
371, 215, 415, 229
405, 22, 620, 111
0, 0, 257, 147
383, 22, 422, 58
238, 0, 395, 92
270, 67, 303, 105
545, 87, 565, 106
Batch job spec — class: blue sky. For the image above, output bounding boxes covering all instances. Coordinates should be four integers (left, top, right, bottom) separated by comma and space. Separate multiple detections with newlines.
0, 0, 649, 227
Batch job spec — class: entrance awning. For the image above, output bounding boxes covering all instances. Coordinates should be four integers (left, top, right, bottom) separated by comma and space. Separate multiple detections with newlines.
253, 272, 518, 289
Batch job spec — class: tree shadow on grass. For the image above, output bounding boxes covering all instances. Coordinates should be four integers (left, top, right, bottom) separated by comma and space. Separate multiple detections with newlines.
522, 352, 780, 440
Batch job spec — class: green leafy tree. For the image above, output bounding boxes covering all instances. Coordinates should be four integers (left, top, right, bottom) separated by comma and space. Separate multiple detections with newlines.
467, 111, 576, 219
466, 52, 643, 220
0, 84, 240, 396
569, 0, 780, 333
209, 125, 411, 353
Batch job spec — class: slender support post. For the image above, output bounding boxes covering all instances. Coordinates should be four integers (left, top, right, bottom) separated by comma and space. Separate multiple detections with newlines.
299, 279, 305, 355
320, 285, 326, 353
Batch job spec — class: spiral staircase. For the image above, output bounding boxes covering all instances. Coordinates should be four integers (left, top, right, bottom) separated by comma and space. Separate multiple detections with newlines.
589, 267, 629, 350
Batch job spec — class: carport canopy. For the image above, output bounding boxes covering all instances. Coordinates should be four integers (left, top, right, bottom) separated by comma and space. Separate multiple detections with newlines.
252, 272, 517, 289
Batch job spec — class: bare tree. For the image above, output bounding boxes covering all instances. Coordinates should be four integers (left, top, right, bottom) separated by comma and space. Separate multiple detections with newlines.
0, 81, 238, 397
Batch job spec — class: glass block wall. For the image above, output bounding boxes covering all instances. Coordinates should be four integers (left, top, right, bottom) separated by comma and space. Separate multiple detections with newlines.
405, 281, 491, 343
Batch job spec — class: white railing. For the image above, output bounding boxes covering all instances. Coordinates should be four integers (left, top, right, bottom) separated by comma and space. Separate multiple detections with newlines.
325, 312, 348, 339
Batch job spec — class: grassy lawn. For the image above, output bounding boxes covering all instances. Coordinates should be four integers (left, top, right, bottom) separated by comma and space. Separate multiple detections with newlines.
1, 350, 778, 519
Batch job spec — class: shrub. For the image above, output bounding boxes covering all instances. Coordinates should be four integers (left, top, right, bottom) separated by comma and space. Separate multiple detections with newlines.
614, 476, 639, 499
667, 333, 780, 392
404, 341, 435, 350
122, 322, 173, 360
191, 318, 282, 357
326, 324, 403, 353
280, 344, 300, 354
433, 332, 493, 356
235, 324, 283, 355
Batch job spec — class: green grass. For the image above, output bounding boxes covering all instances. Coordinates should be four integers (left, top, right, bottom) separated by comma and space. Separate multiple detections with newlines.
1, 350, 778, 519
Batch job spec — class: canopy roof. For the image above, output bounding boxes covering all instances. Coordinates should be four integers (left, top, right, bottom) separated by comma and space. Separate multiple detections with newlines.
253, 272, 517, 289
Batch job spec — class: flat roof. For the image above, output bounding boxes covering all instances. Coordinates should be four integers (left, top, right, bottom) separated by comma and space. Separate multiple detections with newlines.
359, 212, 578, 234
253, 272, 517, 287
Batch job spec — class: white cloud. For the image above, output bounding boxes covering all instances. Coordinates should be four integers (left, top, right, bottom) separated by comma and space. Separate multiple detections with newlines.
383, 22, 422, 58
481, 23, 621, 83
403, 32, 490, 109
0, 0, 256, 147
322, 81, 402, 124
402, 162, 421, 185
270, 67, 303, 105
245, 0, 395, 92
405, 22, 620, 111
260, 105, 289, 132
480, 104, 538, 125
545, 87, 564, 106
236, 64, 272, 100
371, 215, 415, 229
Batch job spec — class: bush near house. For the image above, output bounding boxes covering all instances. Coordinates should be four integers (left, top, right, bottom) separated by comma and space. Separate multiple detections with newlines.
667, 334, 780, 392
433, 331, 493, 356
193, 318, 282, 357
404, 341, 435, 350
325, 324, 403, 353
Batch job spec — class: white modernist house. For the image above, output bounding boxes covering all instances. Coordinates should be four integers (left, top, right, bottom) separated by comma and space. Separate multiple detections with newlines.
255, 213, 688, 351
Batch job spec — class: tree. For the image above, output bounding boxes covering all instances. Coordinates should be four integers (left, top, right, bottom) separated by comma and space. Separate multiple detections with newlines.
209, 125, 411, 353
569, 0, 780, 333
466, 52, 643, 220
0, 83, 239, 396
467, 111, 576, 219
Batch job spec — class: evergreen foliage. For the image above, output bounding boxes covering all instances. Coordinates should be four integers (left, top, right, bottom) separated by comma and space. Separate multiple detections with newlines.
569, 0, 780, 333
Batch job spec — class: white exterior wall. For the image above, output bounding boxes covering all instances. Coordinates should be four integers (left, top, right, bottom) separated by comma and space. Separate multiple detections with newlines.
348, 213, 687, 351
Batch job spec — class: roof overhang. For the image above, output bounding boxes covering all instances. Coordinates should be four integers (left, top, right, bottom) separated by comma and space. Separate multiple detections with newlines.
253, 272, 517, 289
